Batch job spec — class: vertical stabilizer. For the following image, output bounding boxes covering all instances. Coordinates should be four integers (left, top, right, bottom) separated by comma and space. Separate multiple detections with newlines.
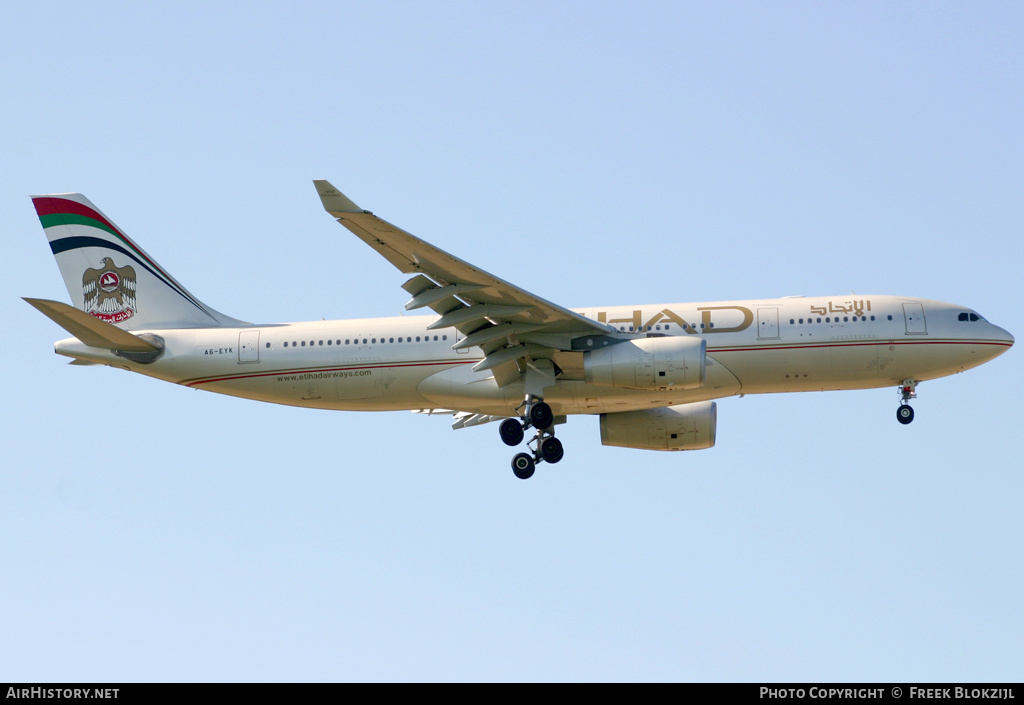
32, 193, 244, 330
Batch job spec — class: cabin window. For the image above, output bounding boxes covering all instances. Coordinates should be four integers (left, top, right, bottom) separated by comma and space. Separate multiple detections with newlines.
265, 342, 270, 348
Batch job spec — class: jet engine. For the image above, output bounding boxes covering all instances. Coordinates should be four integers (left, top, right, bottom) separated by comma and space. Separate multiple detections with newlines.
584, 336, 705, 390
599, 401, 717, 451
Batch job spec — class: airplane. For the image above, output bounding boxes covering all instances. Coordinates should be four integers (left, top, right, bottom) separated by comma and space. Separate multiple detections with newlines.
25, 181, 1014, 479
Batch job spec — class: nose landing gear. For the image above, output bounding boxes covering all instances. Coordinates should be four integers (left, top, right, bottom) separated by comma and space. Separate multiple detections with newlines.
503, 395, 562, 479
897, 380, 917, 425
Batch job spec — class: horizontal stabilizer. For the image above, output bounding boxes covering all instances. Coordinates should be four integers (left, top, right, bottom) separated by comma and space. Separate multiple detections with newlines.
24, 298, 161, 352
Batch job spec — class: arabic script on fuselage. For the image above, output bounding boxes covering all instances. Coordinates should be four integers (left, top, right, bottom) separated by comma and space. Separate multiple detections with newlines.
809, 300, 872, 318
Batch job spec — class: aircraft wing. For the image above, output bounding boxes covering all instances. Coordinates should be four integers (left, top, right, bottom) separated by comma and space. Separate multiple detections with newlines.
314, 180, 617, 385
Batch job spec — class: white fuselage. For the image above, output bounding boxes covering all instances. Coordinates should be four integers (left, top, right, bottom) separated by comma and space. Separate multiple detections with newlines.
54, 294, 1014, 417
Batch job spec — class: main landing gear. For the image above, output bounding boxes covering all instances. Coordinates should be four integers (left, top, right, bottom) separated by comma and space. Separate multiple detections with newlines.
896, 379, 917, 425
501, 395, 563, 480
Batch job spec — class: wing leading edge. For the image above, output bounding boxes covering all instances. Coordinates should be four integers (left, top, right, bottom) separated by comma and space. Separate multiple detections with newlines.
313, 180, 618, 386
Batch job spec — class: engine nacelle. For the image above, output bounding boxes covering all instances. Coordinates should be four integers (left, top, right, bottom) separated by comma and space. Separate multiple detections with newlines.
584, 336, 706, 390
599, 401, 717, 451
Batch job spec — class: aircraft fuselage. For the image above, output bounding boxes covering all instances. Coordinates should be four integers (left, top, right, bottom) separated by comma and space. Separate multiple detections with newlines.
53, 294, 1014, 417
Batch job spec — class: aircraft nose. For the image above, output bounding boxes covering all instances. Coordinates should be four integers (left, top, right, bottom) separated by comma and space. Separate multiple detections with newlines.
991, 324, 1014, 347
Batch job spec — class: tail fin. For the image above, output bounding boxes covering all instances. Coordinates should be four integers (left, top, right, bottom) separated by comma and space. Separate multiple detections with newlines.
31, 193, 244, 330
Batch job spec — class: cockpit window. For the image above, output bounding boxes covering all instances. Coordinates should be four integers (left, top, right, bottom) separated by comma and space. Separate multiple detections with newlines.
959, 312, 985, 322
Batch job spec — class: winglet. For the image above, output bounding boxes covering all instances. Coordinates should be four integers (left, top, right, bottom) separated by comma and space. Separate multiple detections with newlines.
313, 179, 364, 216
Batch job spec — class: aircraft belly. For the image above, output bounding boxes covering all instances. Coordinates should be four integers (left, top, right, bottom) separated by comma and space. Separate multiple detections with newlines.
417, 363, 515, 414
417, 352, 742, 416
884, 339, 992, 381
717, 341, 884, 393
184, 353, 452, 411
715, 337, 983, 394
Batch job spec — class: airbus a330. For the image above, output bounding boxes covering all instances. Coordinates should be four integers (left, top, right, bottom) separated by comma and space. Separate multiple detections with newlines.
25, 181, 1014, 478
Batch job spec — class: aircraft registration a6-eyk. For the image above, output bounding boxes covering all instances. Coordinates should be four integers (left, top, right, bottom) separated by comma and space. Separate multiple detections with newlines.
26, 181, 1014, 479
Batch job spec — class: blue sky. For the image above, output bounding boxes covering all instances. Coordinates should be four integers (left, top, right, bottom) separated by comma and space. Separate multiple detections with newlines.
2, 1, 1021, 681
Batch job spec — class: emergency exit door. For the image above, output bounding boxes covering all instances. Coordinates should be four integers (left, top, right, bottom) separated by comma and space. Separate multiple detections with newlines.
903, 303, 927, 335
757, 308, 779, 340
238, 330, 260, 363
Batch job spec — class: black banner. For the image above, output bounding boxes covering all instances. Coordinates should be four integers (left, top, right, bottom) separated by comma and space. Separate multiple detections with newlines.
1, 683, 1021, 695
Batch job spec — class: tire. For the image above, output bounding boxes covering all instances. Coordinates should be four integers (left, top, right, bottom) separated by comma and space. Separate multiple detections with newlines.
897, 405, 915, 425
499, 418, 525, 446
529, 402, 554, 430
512, 453, 535, 480
539, 436, 564, 464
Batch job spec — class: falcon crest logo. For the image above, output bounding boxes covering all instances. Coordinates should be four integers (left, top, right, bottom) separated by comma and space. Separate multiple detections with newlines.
83, 258, 137, 323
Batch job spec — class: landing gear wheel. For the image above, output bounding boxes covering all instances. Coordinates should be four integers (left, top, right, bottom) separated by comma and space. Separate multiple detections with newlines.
897, 405, 915, 425
529, 402, 554, 430
539, 436, 564, 464
499, 418, 525, 446
511, 453, 536, 480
